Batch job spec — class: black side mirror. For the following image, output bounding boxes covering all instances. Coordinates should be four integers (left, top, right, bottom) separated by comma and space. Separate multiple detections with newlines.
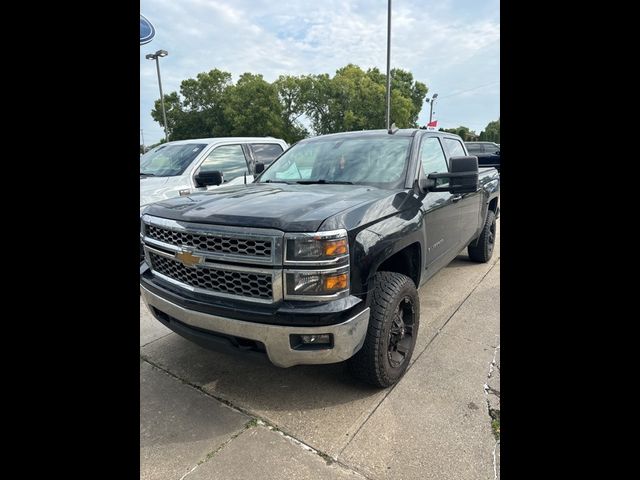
425, 156, 479, 194
194, 170, 223, 187
254, 162, 265, 174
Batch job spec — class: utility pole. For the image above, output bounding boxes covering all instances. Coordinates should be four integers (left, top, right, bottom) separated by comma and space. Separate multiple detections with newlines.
385, 0, 392, 131
140, 129, 145, 153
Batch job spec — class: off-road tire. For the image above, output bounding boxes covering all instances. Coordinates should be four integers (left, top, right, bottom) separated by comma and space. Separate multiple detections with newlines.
348, 272, 419, 388
468, 210, 496, 263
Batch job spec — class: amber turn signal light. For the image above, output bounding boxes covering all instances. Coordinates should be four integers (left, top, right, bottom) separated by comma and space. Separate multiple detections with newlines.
323, 238, 348, 256
325, 273, 348, 290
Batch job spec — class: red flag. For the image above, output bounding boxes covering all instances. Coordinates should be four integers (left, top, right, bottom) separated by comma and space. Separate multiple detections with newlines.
427, 120, 438, 127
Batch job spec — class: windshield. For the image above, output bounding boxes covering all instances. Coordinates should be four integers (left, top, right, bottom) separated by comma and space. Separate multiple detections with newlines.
140, 143, 207, 176
257, 135, 412, 188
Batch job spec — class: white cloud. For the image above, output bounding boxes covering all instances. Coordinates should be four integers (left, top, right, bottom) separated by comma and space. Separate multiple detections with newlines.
140, 0, 499, 145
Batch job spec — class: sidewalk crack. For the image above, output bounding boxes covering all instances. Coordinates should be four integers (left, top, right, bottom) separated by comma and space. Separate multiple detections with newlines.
484, 342, 500, 479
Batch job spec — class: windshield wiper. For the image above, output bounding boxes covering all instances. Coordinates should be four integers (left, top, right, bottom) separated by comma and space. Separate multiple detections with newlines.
262, 179, 291, 184
140, 172, 156, 177
294, 180, 354, 185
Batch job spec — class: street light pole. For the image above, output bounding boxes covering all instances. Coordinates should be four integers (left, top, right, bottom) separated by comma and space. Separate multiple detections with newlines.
146, 50, 169, 143
428, 93, 438, 123
385, 0, 392, 131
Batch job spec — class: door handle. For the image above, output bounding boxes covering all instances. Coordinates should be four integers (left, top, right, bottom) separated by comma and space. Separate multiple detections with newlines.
452, 195, 463, 202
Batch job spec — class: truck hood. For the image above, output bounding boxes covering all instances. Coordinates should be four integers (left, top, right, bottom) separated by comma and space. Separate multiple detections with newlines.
143, 183, 404, 232
140, 176, 181, 207
140, 175, 252, 207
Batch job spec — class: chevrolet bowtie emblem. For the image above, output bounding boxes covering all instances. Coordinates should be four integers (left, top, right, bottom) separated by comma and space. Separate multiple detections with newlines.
175, 250, 204, 268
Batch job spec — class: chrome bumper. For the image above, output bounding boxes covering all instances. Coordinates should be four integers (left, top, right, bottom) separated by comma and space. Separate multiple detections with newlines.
140, 285, 370, 367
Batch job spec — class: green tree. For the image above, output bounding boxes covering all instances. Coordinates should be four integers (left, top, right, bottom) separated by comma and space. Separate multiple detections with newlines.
479, 118, 500, 143
300, 64, 426, 135
151, 69, 234, 140
366, 67, 428, 126
273, 75, 310, 143
150, 64, 431, 141
439, 126, 479, 141
300, 73, 334, 135
151, 91, 184, 138
223, 73, 286, 137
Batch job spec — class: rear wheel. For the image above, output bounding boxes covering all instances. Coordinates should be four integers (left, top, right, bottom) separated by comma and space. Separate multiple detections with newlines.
348, 271, 419, 388
468, 210, 496, 263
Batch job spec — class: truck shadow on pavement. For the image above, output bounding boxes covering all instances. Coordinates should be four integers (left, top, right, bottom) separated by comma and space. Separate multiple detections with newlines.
141, 333, 384, 414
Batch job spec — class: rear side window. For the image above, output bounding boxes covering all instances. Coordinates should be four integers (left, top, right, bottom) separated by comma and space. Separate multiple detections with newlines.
420, 137, 448, 175
443, 138, 466, 158
250, 143, 284, 165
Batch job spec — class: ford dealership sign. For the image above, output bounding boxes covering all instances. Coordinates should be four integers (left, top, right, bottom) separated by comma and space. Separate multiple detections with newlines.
140, 15, 155, 45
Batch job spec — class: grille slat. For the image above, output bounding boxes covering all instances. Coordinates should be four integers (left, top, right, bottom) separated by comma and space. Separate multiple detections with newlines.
149, 252, 273, 300
146, 225, 272, 258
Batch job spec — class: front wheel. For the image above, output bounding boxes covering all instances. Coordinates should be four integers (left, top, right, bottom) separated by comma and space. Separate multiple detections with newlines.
348, 271, 420, 388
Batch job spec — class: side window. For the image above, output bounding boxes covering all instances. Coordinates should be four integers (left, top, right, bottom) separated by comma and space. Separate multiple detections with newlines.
443, 138, 466, 158
250, 143, 284, 165
484, 144, 499, 154
466, 144, 483, 154
420, 137, 448, 175
200, 145, 248, 182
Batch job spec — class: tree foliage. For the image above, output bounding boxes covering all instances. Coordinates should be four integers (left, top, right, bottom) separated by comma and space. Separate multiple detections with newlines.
439, 118, 500, 143
439, 126, 479, 141
224, 73, 285, 138
479, 118, 500, 143
150, 65, 429, 142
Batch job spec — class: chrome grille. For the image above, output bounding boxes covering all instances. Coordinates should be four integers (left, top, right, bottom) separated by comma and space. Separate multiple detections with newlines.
149, 252, 273, 300
146, 224, 272, 257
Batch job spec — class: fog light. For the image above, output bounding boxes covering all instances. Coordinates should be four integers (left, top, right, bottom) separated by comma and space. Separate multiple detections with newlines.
290, 333, 333, 350
301, 334, 331, 344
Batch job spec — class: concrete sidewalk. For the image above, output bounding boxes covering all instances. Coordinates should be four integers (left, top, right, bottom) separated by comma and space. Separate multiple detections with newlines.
140, 223, 500, 479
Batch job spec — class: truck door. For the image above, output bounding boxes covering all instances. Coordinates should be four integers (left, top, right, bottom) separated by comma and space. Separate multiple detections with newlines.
442, 137, 482, 247
196, 144, 252, 190
419, 136, 461, 270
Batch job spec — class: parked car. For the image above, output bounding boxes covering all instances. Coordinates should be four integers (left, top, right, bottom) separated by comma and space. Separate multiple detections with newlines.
140, 137, 288, 210
140, 129, 499, 387
464, 141, 500, 171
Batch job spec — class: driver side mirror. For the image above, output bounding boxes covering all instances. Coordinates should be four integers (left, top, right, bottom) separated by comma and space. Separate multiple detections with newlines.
194, 169, 223, 187
254, 162, 265, 174
419, 156, 479, 194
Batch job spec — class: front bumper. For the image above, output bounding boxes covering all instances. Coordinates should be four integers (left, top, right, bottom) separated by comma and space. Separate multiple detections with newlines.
141, 285, 370, 367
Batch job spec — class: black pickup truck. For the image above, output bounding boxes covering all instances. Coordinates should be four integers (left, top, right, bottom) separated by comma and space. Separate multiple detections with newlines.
465, 141, 501, 172
140, 129, 499, 387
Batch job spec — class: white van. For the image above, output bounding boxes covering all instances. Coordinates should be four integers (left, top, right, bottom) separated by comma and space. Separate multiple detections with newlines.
140, 137, 288, 209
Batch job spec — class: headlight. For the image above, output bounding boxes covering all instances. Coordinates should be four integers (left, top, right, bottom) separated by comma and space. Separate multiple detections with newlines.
284, 230, 349, 265
284, 266, 349, 300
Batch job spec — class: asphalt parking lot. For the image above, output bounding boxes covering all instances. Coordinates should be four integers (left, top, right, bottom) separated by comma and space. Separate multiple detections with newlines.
140, 219, 500, 480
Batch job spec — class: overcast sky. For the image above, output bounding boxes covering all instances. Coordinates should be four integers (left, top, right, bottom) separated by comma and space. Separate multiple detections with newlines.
140, 0, 499, 146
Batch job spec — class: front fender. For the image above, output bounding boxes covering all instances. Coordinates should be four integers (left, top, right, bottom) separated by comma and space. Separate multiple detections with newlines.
351, 210, 424, 301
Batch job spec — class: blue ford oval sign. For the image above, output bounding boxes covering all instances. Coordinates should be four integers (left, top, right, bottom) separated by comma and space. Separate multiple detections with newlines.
140, 15, 155, 45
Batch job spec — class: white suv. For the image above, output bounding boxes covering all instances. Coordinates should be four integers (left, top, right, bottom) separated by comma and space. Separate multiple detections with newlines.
140, 137, 287, 209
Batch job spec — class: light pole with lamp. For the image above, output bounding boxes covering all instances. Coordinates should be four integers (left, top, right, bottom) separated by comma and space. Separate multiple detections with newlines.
145, 49, 169, 143
426, 93, 438, 124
